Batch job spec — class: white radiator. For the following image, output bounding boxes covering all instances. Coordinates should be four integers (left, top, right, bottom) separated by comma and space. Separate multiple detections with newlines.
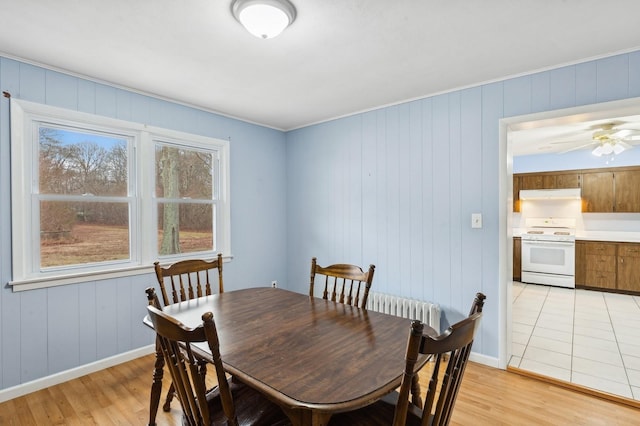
366, 291, 441, 333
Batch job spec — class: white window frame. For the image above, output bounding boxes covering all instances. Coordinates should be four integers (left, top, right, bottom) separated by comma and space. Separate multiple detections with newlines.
9, 99, 231, 291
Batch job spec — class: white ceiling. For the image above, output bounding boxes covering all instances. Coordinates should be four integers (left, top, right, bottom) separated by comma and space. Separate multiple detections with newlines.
1, 0, 640, 136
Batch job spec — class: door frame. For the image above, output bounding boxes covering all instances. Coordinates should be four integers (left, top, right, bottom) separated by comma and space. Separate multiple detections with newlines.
498, 96, 640, 369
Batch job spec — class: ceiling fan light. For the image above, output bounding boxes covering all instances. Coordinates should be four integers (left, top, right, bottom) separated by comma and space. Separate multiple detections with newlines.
601, 142, 614, 155
592, 145, 603, 157
613, 143, 626, 155
231, 0, 296, 39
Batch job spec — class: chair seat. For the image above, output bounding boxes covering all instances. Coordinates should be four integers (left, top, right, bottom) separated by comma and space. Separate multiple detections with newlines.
203, 380, 291, 426
328, 392, 423, 426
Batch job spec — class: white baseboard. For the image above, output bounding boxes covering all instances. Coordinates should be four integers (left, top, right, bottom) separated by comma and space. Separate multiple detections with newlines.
470, 351, 500, 368
0, 344, 155, 404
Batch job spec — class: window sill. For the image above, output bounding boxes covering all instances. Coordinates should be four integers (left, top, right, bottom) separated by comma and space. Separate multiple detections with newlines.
9, 265, 155, 292
9, 254, 234, 292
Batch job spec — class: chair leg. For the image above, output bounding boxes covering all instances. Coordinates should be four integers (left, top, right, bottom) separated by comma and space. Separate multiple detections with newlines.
163, 382, 176, 412
149, 339, 165, 426
411, 374, 423, 408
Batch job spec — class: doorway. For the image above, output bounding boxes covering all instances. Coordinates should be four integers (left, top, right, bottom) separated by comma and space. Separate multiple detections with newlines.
500, 96, 640, 402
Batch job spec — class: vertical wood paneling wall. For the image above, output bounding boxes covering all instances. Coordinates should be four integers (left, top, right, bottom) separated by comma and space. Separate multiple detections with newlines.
1, 50, 639, 390
0, 57, 288, 390
285, 50, 640, 360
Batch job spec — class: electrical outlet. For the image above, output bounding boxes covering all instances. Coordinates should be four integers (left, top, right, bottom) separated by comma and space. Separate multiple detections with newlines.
271, 280, 278, 288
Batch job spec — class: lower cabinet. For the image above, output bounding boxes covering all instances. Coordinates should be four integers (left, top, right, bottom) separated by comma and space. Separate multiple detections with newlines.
576, 240, 640, 293
584, 242, 617, 290
617, 244, 640, 292
575, 241, 586, 286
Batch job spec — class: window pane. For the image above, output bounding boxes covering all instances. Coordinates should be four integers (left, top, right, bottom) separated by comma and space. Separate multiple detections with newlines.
39, 126, 128, 196
40, 201, 130, 268
157, 203, 214, 255
155, 145, 213, 199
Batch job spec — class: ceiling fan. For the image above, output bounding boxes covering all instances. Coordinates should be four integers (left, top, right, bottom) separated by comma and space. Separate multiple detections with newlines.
551, 122, 640, 156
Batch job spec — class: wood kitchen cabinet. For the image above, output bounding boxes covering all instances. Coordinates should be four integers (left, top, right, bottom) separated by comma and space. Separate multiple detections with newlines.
614, 170, 640, 212
514, 171, 580, 212
555, 173, 580, 188
514, 166, 640, 213
520, 174, 551, 189
513, 175, 520, 212
581, 171, 614, 212
617, 243, 640, 292
513, 237, 521, 281
574, 240, 586, 286
583, 241, 617, 290
518, 171, 581, 190
576, 240, 640, 294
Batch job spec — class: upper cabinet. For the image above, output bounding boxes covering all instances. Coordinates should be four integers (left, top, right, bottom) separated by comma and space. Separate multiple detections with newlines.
514, 166, 640, 213
582, 171, 614, 212
520, 174, 550, 189
614, 170, 640, 212
555, 173, 581, 189
519, 172, 580, 190
514, 171, 581, 212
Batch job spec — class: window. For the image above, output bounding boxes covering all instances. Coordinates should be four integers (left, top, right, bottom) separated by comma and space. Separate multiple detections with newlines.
154, 141, 218, 256
10, 99, 230, 291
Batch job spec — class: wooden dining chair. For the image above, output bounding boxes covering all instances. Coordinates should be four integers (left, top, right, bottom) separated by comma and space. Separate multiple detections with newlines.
145, 288, 291, 426
413, 291, 485, 410
469, 292, 486, 316
154, 253, 224, 306
309, 257, 375, 308
149, 254, 224, 424
328, 311, 483, 426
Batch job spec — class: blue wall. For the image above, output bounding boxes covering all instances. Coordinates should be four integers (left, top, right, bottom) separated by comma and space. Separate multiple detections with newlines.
285, 50, 640, 360
2, 48, 640, 389
0, 57, 288, 390
515, 148, 640, 173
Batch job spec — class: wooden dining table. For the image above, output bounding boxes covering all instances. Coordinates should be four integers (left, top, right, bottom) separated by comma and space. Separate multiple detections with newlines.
144, 287, 433, 426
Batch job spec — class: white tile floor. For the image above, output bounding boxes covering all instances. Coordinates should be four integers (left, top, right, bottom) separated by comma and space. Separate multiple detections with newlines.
510, 282, 640, 400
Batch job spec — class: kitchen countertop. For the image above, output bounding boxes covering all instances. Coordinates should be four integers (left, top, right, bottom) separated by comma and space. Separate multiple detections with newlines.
574, 231, 640, 243
513, 229, 640, 243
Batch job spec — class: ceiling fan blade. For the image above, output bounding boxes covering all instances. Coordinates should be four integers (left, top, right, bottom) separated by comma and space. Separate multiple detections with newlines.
549, 137, 591, 145
557, 141, 596, 154
610, 128, 640, 138
627, 136, 640, 144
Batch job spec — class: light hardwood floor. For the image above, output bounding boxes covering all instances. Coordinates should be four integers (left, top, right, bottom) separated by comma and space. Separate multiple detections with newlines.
0, 354, 638, 425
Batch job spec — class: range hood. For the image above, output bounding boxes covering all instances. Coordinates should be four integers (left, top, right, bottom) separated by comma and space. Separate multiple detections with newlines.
519, 188, 581, 200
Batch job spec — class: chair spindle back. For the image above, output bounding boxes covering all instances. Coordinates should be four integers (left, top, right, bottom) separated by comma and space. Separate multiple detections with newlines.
154, 253, 224, 306
309, 257, 375, 309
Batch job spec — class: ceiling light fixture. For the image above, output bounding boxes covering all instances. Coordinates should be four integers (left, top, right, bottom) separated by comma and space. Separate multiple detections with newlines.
591, 137, 628, 157
231, 0, 296, 39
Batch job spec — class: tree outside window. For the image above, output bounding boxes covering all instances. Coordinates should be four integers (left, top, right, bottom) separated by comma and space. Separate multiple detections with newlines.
38, 126, 131, 268
155, 143, 216, 256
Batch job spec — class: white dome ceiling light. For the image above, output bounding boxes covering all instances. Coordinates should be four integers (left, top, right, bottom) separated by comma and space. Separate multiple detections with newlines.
231, 0, 296, 39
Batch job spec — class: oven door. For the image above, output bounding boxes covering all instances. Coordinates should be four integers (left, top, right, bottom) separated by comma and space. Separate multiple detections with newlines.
521, 239, 575, 276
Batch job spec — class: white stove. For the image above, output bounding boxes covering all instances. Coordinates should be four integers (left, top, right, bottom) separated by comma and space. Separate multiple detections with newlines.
521, 217, 576, 242
521, 218, 576, 288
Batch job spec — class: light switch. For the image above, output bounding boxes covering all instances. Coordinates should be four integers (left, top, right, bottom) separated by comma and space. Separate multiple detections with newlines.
471, 213, 482, 228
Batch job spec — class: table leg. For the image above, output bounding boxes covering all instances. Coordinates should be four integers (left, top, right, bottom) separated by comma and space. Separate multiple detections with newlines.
149, 337, 165, 426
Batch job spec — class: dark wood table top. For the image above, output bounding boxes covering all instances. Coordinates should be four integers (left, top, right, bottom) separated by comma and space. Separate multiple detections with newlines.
145, 287, 431, 425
